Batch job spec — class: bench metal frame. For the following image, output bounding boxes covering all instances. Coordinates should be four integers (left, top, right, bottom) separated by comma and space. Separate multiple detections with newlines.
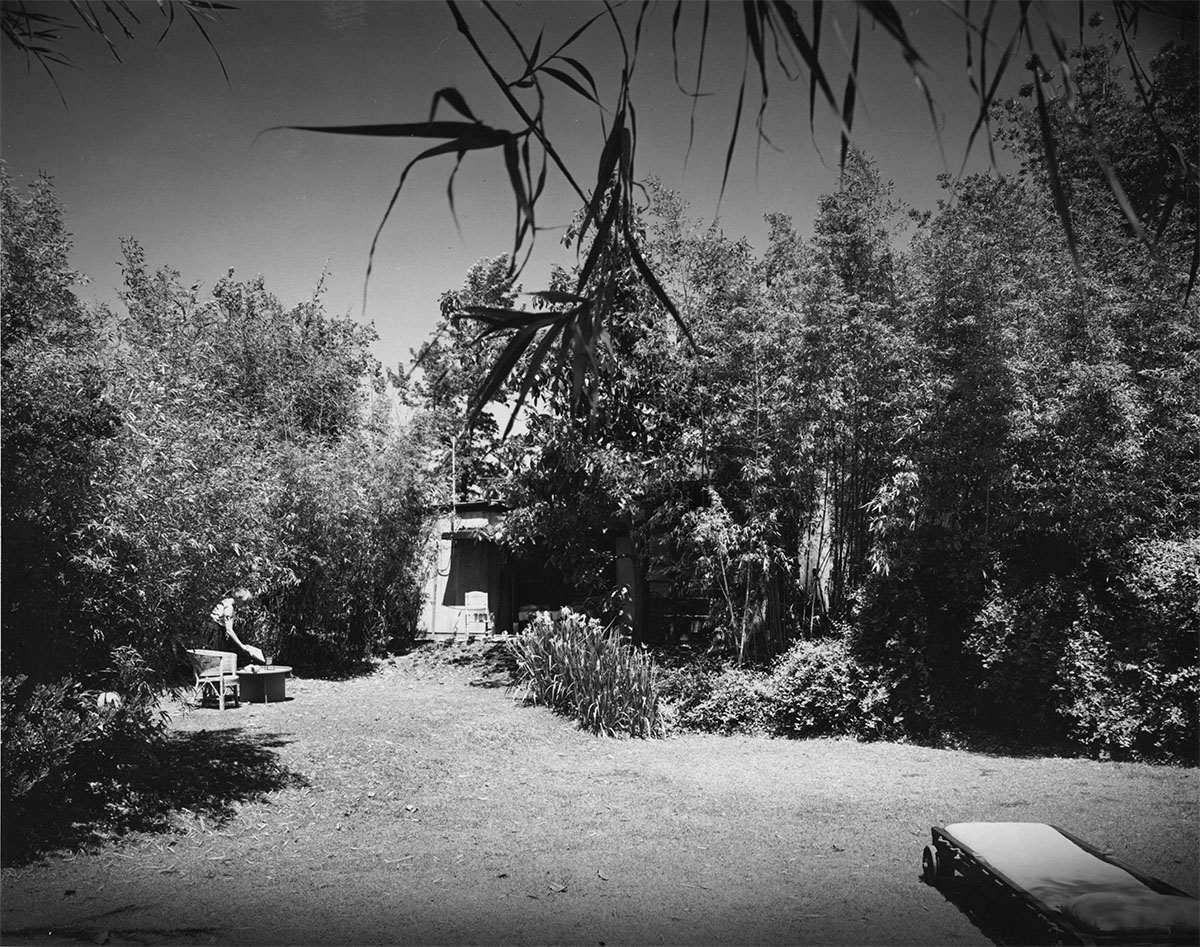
923, 824, 1196, 945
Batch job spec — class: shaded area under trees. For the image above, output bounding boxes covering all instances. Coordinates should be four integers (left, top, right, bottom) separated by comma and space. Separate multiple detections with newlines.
2, 725, 305, 866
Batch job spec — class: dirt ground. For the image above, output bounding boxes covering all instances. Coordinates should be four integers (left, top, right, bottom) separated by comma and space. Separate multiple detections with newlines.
3, 644, 1197, 946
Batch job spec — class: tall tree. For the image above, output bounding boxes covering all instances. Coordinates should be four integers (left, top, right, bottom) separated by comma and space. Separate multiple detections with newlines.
403, 255, 521, 502
803, 149, 906, 616
1, 168, 117, 677
857, 34, 1198, 753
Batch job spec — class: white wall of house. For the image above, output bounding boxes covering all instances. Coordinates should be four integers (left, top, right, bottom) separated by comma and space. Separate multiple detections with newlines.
417, 507, 502, 640
417, 514, 455, 639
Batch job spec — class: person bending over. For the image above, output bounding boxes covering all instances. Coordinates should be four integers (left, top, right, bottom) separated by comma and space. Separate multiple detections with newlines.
210, 588, 266, 665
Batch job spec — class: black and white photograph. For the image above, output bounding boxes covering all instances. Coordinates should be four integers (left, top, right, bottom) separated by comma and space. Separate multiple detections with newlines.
1, 1, 1197, 943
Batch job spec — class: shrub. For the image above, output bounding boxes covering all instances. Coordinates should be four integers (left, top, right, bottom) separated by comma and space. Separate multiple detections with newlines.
1121, 536, 1200, 671
1, 646, 170, 860
769, 636, 892, 739
509, 610, 662, 738
660, 664, 773, 735
656, 656, 718, 720
957, 546, 1199, 763
961, 578, 1071, 742
657, 635, 896, 740
1, 674, 100, 808
1058, 596, 1199, 764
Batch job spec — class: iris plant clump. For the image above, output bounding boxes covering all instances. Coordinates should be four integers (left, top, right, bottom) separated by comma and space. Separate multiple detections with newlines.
509, 610, 663, 739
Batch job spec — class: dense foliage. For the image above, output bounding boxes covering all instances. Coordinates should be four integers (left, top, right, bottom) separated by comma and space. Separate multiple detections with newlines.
1, 167, 434, 855
657, 637, 894, 740
428, 38, 1198, 762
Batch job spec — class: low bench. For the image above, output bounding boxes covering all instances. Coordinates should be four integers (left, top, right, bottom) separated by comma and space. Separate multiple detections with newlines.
923, 822, 1198, 944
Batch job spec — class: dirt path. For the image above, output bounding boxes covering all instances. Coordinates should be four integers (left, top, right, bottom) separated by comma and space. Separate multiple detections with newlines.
3, 647, 1197, 946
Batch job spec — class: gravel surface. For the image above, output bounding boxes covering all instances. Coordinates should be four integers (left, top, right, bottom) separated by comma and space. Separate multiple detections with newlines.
3, 644, 1196, 945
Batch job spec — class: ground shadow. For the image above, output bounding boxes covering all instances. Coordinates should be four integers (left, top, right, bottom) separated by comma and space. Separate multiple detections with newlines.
446, 640, 520, 690
288, 639, 520, 683
2, 728, 307, 866
926, 876, 1059, 946
386, 639, 519, 687
290, 659, 379, 681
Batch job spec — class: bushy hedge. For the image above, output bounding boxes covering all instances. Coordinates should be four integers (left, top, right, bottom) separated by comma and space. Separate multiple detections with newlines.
656, 659, 773, 735
661, 607, 1195, 763
510, 610, 663, 738
659, 637, 896, 740
770, 637, 894, 739
1, 647, 168, 860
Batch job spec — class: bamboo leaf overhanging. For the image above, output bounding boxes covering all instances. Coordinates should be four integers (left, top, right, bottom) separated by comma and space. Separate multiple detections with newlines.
263, 0, 1197, 431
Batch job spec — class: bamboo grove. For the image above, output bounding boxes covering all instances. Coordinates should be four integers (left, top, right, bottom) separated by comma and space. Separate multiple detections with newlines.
414, 36, 1198, 760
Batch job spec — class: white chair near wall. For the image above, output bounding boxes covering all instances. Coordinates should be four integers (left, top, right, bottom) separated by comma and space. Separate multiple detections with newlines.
464, 590, 491, 639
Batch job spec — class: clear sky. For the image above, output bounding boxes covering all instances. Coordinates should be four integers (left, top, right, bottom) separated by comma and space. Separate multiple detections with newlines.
1, 1, 1186, 373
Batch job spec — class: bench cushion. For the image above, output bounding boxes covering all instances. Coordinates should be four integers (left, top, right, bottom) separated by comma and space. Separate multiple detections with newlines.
1062, 891, 1199, 937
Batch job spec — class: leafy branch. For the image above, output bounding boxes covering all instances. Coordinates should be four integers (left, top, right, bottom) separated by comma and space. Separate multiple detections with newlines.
10, 0, 1193, 421
301, 1, 1194, 433
2, 0, 235, 103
